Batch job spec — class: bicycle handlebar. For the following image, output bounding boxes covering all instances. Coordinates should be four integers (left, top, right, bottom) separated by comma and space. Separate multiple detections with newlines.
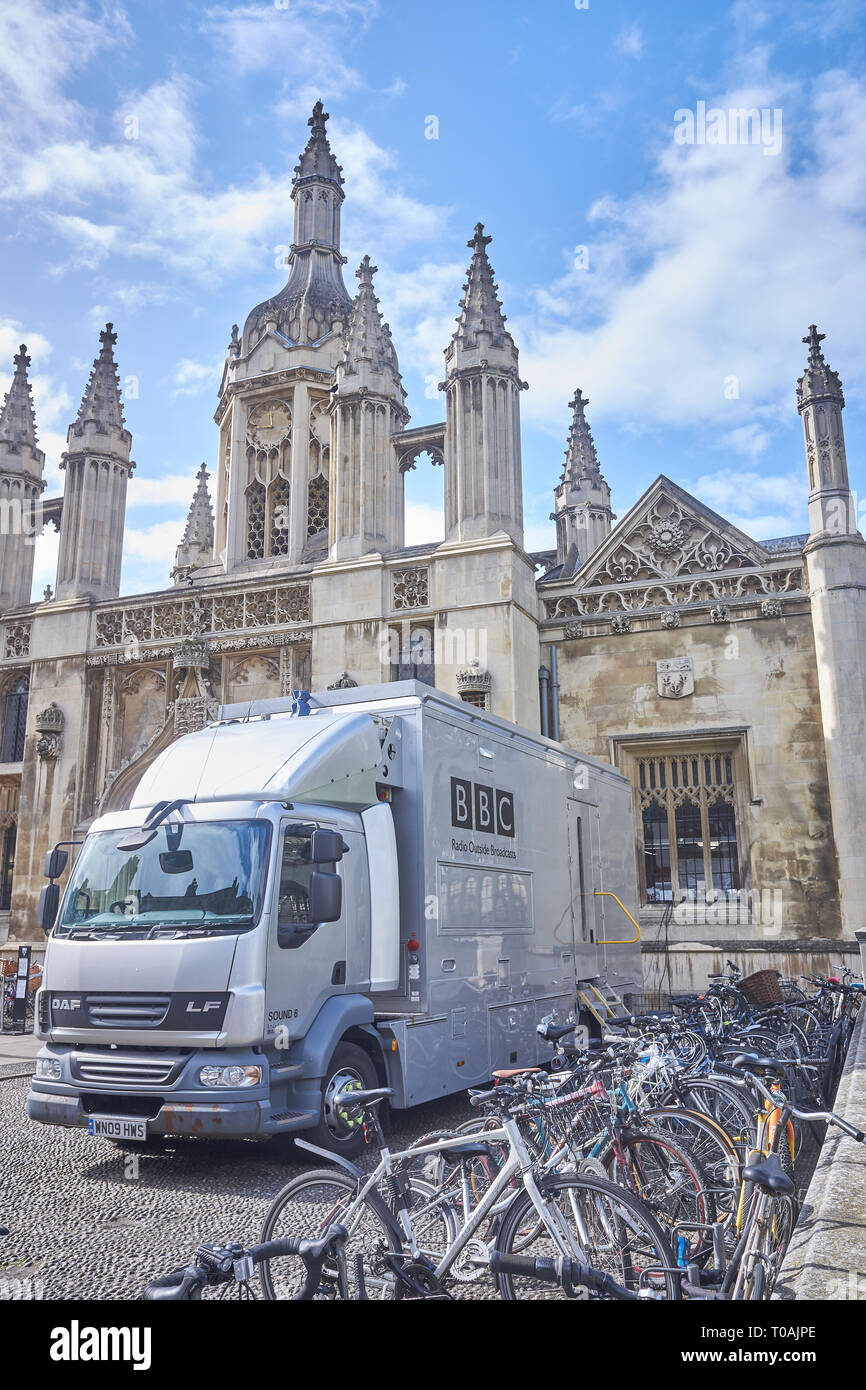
144, 1228, 348, 1301
489, 1250, 641, 1300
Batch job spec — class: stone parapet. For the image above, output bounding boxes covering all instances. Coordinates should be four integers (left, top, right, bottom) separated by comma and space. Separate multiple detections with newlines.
775, 1000, 866, 1300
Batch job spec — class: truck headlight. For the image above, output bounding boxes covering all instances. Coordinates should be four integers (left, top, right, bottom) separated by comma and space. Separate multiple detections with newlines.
198, 1065, 262, 1088
36, 1058, 62, 1081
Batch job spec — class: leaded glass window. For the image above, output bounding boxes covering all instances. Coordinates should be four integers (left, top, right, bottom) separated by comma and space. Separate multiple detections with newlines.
633, 746, 741, 903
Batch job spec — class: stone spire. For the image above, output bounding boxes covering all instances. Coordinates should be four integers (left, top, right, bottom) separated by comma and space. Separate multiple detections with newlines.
242, 101, 352, 350
562, 389, 601, 483
0, 345, 45, 611
553, 390, 613, 571
797, 324, 854, 538
336, 256, 405, 402
331, 258, 408, 561
74, 322, 126, 431
443, 224, 525, 546
294, 99, 344, 189
798, 326, 866, 935
447, 223, 517, 368
172, 463, 214, 583
55, 324, 134, 601
0, 345, 44, 476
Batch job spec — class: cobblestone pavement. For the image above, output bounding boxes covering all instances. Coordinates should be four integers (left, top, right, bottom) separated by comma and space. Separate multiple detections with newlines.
0, 1075, 478, 1301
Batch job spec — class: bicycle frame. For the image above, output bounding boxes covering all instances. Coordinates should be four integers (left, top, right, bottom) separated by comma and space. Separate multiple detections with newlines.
345, 1116, 597, 1284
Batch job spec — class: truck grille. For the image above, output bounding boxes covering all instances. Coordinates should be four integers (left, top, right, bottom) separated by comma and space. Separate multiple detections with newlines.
81, 1093, 164, 1119
85, 995, 170, 1028
73, 1056, 179, 1087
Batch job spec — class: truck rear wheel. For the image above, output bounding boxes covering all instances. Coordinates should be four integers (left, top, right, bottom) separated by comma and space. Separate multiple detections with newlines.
308, 1042, 379, 1158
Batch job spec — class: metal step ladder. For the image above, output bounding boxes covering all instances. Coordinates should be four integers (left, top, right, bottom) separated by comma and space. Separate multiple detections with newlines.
576, 977, 633, 1027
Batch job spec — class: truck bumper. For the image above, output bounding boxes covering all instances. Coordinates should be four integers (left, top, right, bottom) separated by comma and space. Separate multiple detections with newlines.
26, 1043, 318, 1139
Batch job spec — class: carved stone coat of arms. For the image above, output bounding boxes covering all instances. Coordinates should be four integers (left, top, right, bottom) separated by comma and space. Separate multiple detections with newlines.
656, 656, 694, 699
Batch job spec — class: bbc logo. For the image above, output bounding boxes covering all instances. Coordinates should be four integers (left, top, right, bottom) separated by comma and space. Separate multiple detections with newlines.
450, 777, 515, 838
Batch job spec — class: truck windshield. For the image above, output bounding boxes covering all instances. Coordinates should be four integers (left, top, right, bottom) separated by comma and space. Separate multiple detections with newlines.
54, 820, 271, 936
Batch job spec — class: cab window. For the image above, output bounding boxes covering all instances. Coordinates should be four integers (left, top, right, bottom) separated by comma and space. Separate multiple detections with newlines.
278, 830, 336, 925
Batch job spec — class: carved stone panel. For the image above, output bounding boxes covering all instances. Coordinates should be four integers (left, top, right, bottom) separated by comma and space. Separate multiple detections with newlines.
656, 657, 694, 699
118, 667, 168, 764
225, 654, 281, 707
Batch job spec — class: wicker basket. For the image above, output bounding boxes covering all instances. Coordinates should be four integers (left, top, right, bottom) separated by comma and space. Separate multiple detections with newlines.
739, 969, 783, 1007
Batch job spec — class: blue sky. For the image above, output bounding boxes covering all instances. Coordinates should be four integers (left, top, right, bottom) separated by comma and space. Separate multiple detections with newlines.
1, 0, 865, 595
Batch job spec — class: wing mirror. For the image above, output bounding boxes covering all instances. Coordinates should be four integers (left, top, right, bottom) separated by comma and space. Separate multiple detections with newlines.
308, 870, 342, 922
38, 882, 60, 934
277, 870, 342, 949
43, 847, 68, 880
309, 829, 346, 864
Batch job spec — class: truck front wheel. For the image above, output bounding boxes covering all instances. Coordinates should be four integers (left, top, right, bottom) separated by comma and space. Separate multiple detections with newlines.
309, 1042, 379, 1157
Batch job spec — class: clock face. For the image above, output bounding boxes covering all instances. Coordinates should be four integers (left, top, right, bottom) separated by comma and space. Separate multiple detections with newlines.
247, 400, 291, 448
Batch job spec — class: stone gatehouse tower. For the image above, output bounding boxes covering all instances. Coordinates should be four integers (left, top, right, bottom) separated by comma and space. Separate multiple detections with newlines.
0, 104, 863, 991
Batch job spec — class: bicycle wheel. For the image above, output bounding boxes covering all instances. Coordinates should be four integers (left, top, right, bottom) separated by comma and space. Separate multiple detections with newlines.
606, 1130, 715, 1259
642, 1107, 740, 1235
680, 1079, 755, 1158
258, 1168, 403, 1300
495, 1173, 680, 1300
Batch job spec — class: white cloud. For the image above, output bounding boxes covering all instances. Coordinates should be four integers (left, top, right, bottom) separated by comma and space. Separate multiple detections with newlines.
404, 499, 443, 546
171, 358, 224, 398
614, 24, 644, 59
30, 527, 60, 599
120, 519, 189, 593
375, 259, 465, 386
685, 468, 806, 538
516, 69, 866, 458
0, 2, 129, 146
202, 0, 378, 116
330, 122, 453, 257
126, 472, 205, 509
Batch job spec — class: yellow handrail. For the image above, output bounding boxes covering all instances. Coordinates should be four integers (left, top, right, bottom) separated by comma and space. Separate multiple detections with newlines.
593, 891, 641, 944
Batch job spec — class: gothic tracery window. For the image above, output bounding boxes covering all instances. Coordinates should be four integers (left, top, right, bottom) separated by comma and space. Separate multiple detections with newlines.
626, 744, 743, 904
0, 822, 16, 910
306, 398, 331, 543
1, 675, 29, 762
270, 475, 290, 556
306, 472, 329, 537
246, 479, 266, 560
245, 399, 292, 560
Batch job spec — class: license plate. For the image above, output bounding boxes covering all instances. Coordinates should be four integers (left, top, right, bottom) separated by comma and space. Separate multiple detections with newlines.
87, 1115, 147, 1141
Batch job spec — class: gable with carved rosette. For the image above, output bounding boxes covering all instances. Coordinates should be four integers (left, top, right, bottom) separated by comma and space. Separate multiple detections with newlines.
540, 475, 806, 623
576, 478, 767, 590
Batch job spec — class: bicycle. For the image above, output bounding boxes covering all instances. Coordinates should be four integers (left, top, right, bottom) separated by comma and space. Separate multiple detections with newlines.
678, 1052, 866, 1300
257, 1083, 682, 1300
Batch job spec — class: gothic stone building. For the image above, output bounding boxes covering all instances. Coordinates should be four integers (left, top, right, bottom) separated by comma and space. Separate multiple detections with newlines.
1, 105, 864, 994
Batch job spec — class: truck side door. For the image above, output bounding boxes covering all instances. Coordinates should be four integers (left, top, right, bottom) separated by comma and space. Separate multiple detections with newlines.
264, 821, 350, 1044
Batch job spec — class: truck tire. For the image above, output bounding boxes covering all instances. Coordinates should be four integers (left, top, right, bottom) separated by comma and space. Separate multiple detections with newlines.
307, 1042, 379, 1157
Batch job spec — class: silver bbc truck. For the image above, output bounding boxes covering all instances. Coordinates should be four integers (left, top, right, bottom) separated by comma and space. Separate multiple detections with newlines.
27, 681, 642, 1154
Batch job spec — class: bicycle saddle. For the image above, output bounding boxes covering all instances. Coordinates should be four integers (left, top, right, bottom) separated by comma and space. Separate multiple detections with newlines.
429, 1141, 495, 1161
332, 1086, 394, 1108
731, 1053, 783, 1075
741, 1152, 795, 1197
492, 1067, 542, 1079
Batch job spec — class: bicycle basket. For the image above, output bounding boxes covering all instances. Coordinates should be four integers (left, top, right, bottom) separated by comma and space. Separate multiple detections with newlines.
738, 969, 783, 1007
